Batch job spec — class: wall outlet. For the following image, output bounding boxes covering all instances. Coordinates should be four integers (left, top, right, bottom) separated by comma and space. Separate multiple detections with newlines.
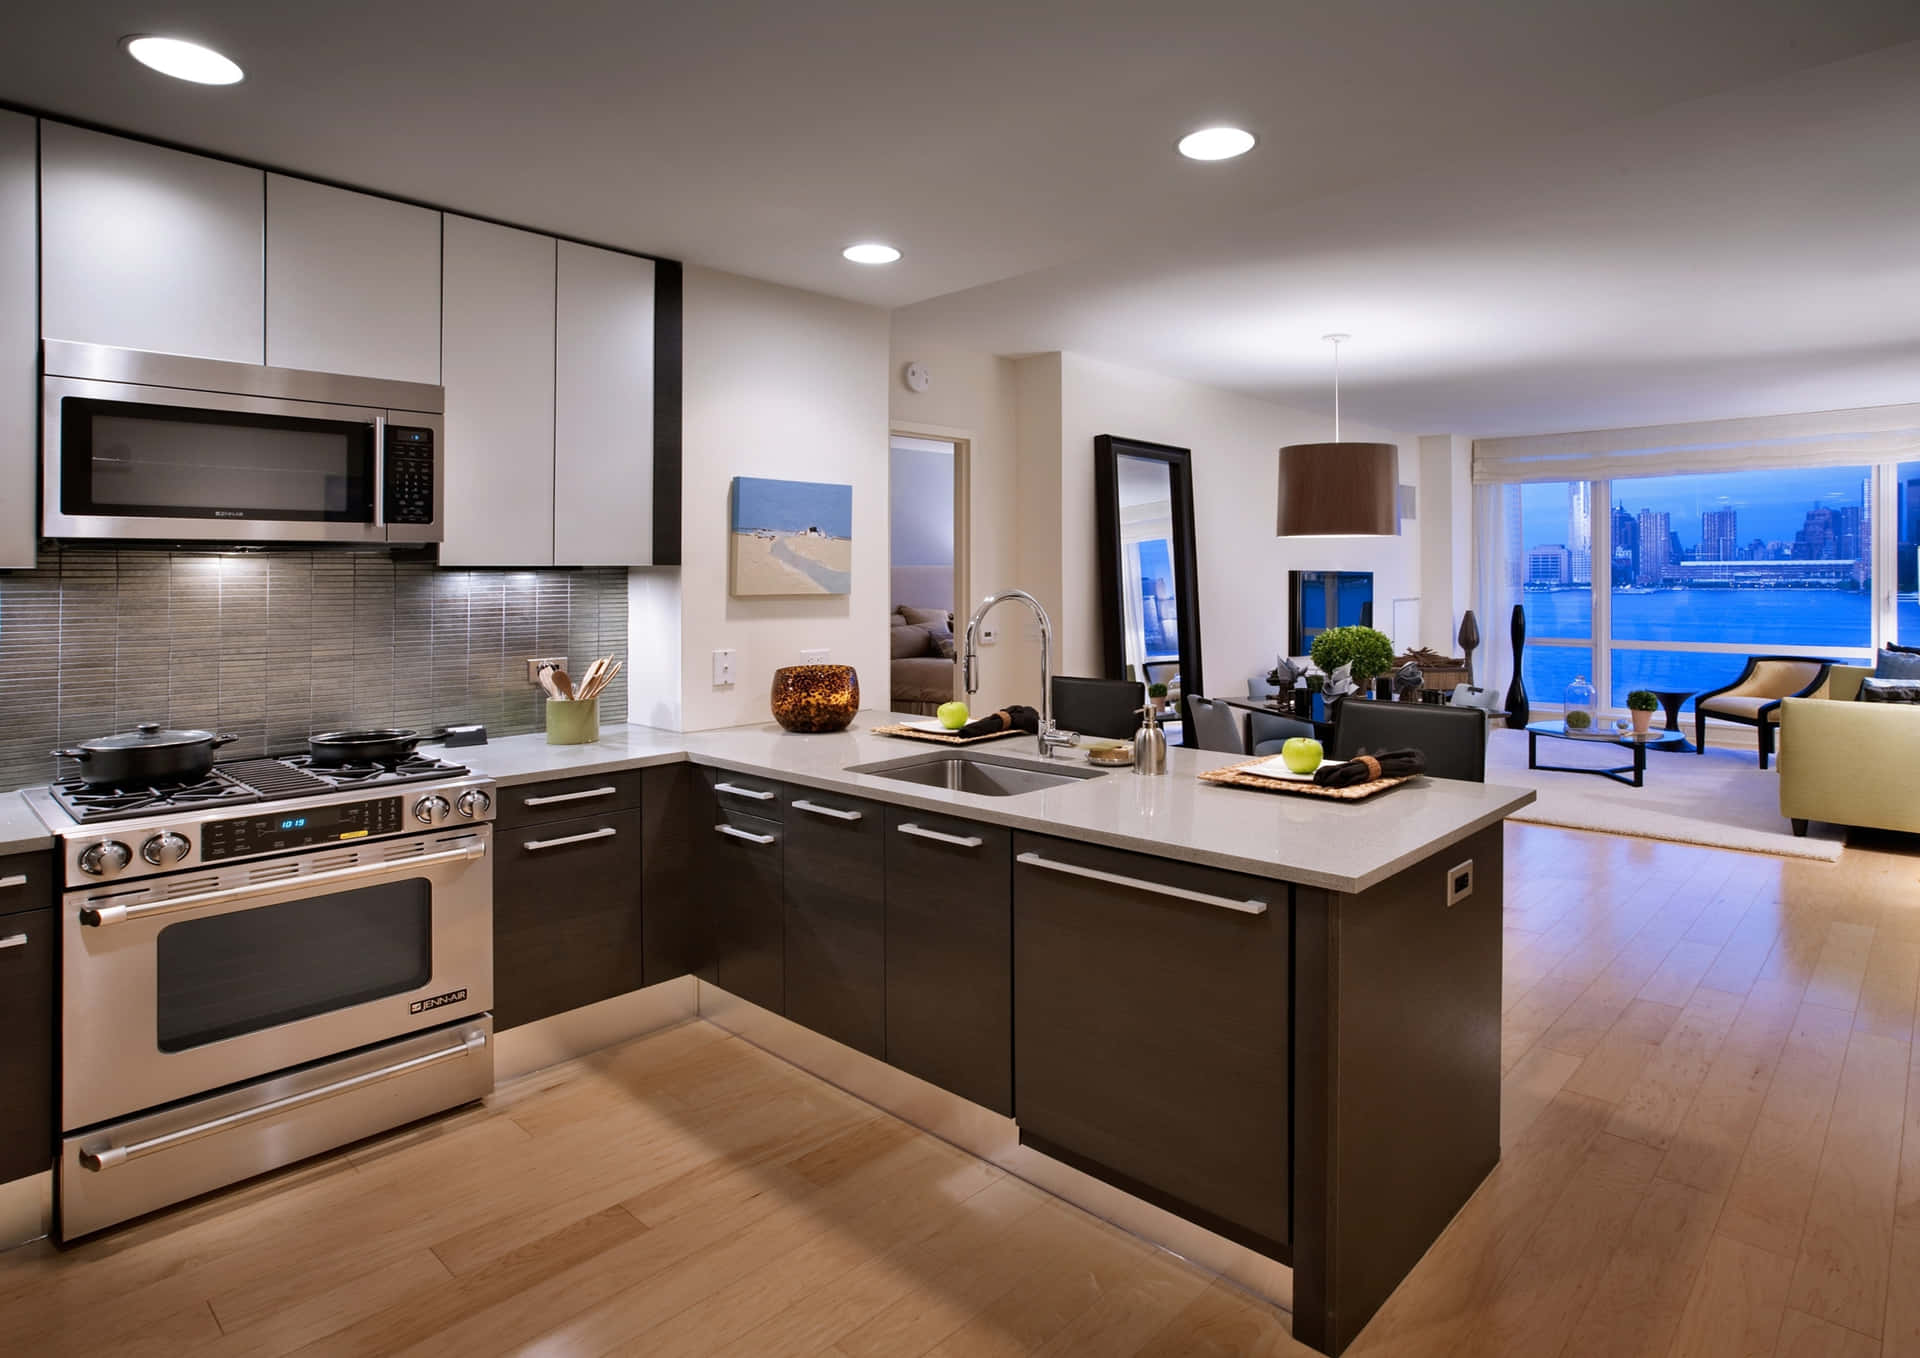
712, 649, 736, 686
526, 656, 567, 683
799, 648, 830, 664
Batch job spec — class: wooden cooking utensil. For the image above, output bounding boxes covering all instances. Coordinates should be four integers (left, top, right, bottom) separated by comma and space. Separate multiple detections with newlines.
554, 668, 575, 700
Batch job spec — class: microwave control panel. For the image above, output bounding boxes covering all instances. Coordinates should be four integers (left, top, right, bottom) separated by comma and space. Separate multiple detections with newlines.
201, 797, 406, 861
384, 426, 436, 525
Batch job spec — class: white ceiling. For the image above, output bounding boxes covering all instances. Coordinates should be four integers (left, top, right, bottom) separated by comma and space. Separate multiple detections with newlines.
4, 2, 1918, 437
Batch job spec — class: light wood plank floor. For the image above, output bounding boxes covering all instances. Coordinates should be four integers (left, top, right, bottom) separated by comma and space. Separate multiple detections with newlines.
1, 822, 1916, 1357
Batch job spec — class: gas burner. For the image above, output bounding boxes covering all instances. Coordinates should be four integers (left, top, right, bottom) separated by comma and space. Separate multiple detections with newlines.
50, 770, 263, 824
278, 751, 471, 788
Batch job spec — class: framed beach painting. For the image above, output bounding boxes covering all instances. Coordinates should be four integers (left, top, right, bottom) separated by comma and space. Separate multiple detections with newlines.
729, 476, 854, 596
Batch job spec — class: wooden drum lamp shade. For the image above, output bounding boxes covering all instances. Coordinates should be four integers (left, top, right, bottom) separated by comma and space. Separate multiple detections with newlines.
1276, 441, 1399, 536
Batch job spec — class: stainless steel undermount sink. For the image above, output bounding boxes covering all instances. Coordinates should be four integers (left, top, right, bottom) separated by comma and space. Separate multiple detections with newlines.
844, 749, 1107, 797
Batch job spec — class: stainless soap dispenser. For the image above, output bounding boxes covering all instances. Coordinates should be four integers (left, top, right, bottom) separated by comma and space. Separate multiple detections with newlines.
1133, 704, 1168, 775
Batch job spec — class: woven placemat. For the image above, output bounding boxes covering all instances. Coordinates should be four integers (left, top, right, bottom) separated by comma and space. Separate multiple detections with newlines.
1197, 757, 1412, 801
872, 722, 1031, 746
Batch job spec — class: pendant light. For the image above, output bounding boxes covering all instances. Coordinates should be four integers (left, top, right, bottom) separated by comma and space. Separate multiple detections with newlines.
1277, 333, 1398, 537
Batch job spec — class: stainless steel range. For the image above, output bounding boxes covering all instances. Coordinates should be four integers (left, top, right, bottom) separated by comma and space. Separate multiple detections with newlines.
27, 752, 496, 1239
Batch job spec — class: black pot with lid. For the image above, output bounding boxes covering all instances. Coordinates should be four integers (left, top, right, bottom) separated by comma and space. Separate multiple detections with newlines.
54, 722, 237, 787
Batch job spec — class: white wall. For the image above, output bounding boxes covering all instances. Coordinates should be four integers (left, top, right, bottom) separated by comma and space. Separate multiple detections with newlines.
1417, 435, 1474, 655
675, 266, 890, 730
625, 567, 682, 729
1053, 352, 1424, 695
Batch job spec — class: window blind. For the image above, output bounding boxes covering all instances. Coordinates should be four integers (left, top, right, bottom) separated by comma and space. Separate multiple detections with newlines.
1472, 403, 1920, 485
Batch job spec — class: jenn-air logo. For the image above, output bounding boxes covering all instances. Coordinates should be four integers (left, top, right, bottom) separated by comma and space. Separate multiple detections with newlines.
410, 988, 468, 1015
213, 510, 245, 518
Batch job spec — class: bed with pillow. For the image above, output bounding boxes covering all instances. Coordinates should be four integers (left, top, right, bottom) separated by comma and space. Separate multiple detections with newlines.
1777, 645, 1920, 836
891, 605, 957, 715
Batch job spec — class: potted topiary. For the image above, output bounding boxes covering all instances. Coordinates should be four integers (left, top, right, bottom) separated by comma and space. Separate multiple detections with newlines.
1626, 689, 1660, 736
1147, 680, 1169, 716
1308, 626, 1396, 691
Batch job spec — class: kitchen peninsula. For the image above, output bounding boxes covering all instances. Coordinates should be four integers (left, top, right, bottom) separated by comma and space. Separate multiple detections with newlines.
455, 715, 1533, 1355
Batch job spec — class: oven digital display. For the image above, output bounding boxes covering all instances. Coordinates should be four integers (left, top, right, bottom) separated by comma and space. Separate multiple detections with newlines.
201, 797, 405, 861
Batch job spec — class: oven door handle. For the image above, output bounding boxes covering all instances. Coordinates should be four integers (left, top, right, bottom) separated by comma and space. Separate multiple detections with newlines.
77, 840, 488, 928
78, 1027, 489, 1171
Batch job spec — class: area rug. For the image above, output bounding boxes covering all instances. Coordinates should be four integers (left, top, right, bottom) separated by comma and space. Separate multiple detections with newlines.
1484, 727, 1845, 861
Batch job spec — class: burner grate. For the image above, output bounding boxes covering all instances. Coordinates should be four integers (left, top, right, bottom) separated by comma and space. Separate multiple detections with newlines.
221, 759, 334, 799
49, 770, 263, 824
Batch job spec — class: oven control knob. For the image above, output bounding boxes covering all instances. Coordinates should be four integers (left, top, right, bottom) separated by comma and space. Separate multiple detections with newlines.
456, 790, 492, 819
79, 840, 132, 877
141, 831, 191, 866
413, 795, 452, 825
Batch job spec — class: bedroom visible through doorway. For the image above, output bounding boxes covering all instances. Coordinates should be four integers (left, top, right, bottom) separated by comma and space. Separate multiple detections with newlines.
888, 433, 963, 716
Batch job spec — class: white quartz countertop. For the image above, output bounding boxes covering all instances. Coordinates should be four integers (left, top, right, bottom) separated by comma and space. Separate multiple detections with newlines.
0, 790, 54, 854
446, 717, 1534, 893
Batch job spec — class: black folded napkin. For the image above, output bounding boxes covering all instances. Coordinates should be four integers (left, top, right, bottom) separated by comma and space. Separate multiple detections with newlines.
959, 705, 1039, 738
1314, 747, 1426, 787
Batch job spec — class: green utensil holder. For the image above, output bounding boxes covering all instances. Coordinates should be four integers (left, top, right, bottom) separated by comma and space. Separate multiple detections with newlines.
545, 697, 600, 745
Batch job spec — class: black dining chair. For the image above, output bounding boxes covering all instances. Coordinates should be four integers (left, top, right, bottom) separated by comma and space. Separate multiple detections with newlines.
1185, 696, 1248, 754
1248, 711, 1316, 756
1333, 701, 1487, 782
1051, 676, 1145, 740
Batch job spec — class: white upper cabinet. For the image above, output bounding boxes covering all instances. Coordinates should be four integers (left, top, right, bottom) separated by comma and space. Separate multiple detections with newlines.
554, 242, 655, 566
0, 113, 36, 568
265, 175, 440, 383
39, 123, 264, 363
439, 215, 556, 567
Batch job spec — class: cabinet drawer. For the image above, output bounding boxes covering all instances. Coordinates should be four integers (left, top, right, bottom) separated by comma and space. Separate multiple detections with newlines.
0, 850, 51, 919
885, 809, 1012, 1115
497, 771, 643, 830
703, 768, 783, 819
705, 808, 784, 1013
1013, 834, 1290, 1252
784, 789, 885, 1059
493, 809, 643, 1030
0, 907, 53, 1184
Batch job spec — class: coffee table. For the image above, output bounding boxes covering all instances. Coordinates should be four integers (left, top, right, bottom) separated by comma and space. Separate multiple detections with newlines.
1525, 720, 1687, 788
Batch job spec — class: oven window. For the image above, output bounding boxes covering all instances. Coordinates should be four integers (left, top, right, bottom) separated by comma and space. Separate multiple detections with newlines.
61, 398, 376, 523
154, 880, 432, 1052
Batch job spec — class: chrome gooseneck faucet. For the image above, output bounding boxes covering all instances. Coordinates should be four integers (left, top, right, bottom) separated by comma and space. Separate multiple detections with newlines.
961, 589, 1079, 759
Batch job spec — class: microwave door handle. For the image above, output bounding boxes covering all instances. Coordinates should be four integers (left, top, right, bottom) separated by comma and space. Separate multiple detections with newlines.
373, 413, 389, 525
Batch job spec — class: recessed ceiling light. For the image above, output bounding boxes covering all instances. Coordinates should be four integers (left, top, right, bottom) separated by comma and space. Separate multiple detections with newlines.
1177, 126, 1256, 161
842, 243, 901, 265
123, 36, 244, 86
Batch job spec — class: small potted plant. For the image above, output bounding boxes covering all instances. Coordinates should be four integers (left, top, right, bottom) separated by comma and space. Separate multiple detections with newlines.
1147, 680, 1169, 715
1626, 689, 1660, 736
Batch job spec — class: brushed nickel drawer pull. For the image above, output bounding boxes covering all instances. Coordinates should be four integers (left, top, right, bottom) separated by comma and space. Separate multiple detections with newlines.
77, 1028, 488, 1172
522, 785, 618, 807
0, 933, 26, 950
714, 782, 775, 801
1015, 852, 1268, 915
897, 823, 983, 849
523, 826, 618, 852
0, 874, 27, 890
715, 824, 775, 845
792, 799, 861, 822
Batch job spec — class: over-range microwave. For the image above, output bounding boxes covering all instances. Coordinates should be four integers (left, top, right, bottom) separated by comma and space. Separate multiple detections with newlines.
42, 340, 444, 546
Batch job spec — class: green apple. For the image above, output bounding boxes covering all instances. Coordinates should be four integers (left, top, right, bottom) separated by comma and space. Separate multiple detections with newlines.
937, 700, 970, 730
1281, 736, 1323, 773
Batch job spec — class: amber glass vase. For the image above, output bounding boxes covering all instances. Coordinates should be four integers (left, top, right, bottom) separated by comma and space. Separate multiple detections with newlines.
770, 664, 860, 733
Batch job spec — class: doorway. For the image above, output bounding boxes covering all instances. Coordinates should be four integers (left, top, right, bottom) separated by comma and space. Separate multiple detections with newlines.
887, 430, 969, 715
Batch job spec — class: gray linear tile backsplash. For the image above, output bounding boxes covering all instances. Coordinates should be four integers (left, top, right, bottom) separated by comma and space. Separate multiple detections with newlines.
0, 548, 628, 791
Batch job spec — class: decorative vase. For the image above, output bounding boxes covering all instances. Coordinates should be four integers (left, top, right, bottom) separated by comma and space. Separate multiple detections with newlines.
1563, 675, 1596, 733
1631, 708, 1653, 735
1292, 686, 1314, 719
1504, 604, 1530, 728
1458, 610, 1480, 687
770, 664, 860, 733
1373, 675, 1393, 700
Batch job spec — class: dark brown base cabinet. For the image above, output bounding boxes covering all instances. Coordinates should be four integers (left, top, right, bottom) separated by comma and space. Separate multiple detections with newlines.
640, 764, 703, 987
884, 808, 1013, 1116
0, 850, 55, 1186
782, 788, 886, 1058
700, 772, 785, 1014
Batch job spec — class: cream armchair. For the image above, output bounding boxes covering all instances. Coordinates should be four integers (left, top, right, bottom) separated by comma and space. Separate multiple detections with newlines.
1694, 656, 1831, 769
1778, 667, 1920, 836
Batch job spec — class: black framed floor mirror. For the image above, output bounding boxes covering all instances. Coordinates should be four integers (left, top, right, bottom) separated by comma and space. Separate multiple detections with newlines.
1094, 435, 1204, 745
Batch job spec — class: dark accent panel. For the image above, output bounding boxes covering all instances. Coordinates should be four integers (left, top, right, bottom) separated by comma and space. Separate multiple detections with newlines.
1093, 435, 1204, 744
782, 788, 885, 1058
495, 769, 643, 830
650, 259, 682, 566
640, 762, 703, 986
1012, 832, 1288, 1250
883, 807, 1012, 1115
492, 808, 644, 1030
1291, 825, 1505, 1355
0, 907, 54, 1184
701, 797, 784, 1013
0, 851, 54, 919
